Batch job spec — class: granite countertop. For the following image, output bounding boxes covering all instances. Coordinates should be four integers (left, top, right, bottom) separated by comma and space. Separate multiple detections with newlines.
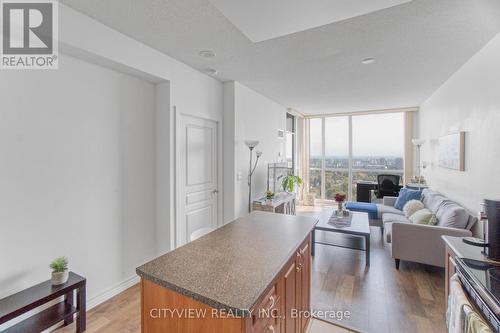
136, 211, 317, 314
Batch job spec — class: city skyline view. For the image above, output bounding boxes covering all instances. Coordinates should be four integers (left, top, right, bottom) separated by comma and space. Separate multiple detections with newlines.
308, 113, 405, 200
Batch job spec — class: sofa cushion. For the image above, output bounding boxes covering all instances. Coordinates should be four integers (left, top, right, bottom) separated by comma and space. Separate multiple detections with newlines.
436, 200, 469, 229
376, 204, 404, 219
409, 208, 433, 224
422, 188, 438, 206
383, 213, 410, 224
394, 188, 423, 210
422, 189, 445, 212
427, 195, 447, 215
403, 199, 425, 217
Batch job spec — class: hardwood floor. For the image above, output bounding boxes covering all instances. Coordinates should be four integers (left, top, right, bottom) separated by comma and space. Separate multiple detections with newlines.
56, 284, 352, 333
57, 206, 446, 333
299, 205, 446, 333
57, 284, 142, 333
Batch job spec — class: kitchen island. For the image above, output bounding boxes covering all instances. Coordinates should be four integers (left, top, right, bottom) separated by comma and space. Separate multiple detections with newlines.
136, 211, 318, 333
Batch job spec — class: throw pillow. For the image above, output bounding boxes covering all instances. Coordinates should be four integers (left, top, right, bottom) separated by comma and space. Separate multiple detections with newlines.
409, 208, 433, 224
429, 214, 439, 226
435, 200, 469, 229
403, 199, 425, 217
394, 188, 423, 210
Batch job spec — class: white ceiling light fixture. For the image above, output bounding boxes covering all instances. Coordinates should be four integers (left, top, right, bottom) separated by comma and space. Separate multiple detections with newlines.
362, 57, 375, 64
199, 50, 216, 58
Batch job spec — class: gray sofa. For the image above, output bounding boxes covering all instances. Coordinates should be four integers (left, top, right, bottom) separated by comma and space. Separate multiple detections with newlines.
378, 189, 477, 268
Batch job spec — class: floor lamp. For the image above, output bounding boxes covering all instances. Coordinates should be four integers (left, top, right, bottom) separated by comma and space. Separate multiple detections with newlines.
245, 140, 262, 213
412, 138, 426, 184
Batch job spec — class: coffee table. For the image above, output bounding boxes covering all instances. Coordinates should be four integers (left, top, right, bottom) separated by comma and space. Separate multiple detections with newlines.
311, 209, 371, 266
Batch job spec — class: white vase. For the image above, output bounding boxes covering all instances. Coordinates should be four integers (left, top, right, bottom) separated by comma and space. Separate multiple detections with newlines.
51, 270, 69, 285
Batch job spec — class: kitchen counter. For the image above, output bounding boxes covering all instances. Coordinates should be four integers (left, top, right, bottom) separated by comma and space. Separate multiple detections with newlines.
442, 235, 492, 262
136, 211, 318, 315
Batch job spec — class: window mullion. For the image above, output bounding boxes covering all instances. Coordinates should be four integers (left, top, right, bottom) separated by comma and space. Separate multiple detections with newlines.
348, 115, 353, 201
321, 117, 326, 200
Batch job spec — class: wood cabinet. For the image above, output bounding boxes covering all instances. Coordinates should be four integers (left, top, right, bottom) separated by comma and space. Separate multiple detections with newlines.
252, 234, 312, 333
280, 237, 311, 333
297, 240, 311, 332
141, 233, 312, 333
281, 258, 297, 333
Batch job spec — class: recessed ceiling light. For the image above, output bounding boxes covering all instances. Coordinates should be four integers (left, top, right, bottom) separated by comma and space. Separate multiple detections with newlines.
362, 57, 375, 65
199, 50, 216, 58
206, 68, 218, 76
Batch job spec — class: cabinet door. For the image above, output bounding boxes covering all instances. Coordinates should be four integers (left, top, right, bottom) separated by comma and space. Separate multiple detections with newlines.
282, 258, 297, 333
299, 240, 311, 332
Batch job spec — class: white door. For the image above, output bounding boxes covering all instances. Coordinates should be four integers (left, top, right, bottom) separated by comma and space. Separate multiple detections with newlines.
176, 113, 218, 247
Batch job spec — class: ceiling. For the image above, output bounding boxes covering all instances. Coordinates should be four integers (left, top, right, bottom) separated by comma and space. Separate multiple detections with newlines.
60, 0, 500, 115
207, 0, 412, 42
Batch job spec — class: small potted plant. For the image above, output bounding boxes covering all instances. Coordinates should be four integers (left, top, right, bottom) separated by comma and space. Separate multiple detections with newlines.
265, 190, 275, 201
282, 175, 303, 193
50, 257, 69, 285
334, 193, 347, 214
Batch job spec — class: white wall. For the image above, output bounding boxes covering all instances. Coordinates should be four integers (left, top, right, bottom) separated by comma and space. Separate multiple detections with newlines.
418, 33, 500, 220
223, 83, 236, 221
0, 4, 224, 319
224, 82, 287, 221
59, 3, 224, 253
0, 54, 156, 303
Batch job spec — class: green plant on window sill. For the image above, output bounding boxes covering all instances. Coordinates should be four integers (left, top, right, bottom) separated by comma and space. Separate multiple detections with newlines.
282, 175, 303, 193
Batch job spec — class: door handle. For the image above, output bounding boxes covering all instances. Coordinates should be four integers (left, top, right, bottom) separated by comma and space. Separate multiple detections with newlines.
212, 189, 218, 194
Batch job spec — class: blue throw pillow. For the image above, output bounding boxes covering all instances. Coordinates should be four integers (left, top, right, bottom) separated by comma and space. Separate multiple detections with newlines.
394, 188, 423, 211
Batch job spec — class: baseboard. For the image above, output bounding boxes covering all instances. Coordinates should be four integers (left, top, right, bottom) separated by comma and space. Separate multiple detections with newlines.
87, 275, 140, 310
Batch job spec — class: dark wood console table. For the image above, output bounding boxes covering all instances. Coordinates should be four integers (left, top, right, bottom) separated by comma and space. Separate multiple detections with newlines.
0, 272, 86, 333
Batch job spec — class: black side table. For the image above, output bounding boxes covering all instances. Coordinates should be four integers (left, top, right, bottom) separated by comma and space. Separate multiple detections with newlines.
0, 272, 86, 332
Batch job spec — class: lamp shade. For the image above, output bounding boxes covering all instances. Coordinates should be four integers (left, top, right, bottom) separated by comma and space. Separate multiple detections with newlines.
412, 138, 426, 146
244, 140, 259, 149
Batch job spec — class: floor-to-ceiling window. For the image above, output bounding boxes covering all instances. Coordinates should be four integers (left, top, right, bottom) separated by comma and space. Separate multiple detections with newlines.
351, 113, 404, 199
324, 117, 349, 199
307, 112, 405, 201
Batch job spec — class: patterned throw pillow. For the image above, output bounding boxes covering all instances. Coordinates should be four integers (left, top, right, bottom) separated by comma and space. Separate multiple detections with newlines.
403, 199, 425, 217
409, 208, 433, 224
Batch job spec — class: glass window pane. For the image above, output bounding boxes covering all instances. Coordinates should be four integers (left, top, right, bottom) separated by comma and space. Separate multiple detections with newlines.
352, 113, 404, 199
309, 118, 322, 198
309, 169, 322, 198
324, 117, 349, 200
325, 170, 349, 199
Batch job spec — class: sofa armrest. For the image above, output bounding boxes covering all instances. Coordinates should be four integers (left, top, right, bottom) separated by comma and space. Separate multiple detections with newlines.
383, 196, 398, 207
391, 223, 472, 267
